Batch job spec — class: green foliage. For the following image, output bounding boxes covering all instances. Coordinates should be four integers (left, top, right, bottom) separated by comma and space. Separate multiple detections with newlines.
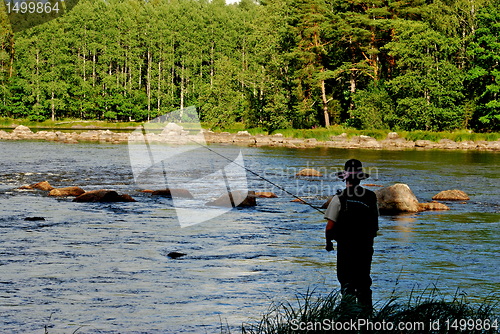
351, 84, 395, 130
384, 20, 465, 131
0, 0, 497, 133
466, 3, 500, 131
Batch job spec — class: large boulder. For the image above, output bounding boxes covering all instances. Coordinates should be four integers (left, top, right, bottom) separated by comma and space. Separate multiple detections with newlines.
375, 183, 420, 213
161, 123, 188, 137
19, 181, 54, 191
49, 186, 85, 197
206, 190, 257, 207
296, 168, 323, 177
73, 190, 137, 203
386, 132, 399, 140
432, 190, 469, 201
13, 125, 33, 135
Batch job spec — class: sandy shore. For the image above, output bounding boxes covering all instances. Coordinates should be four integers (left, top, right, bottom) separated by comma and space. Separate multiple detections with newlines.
1, 125, 499, 151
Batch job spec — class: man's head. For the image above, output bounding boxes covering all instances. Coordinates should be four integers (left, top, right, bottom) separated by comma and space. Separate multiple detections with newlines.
337, 159, 369, 185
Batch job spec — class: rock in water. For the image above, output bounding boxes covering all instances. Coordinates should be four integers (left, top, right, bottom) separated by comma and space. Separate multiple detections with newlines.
119, 194, 137, 202
291, 198, 307, 203
432, 190, 469, 201
73, 190, 137, 202
296, 168, 323, 177
151, 188, 194, 198
206, 190, 257, 207
24, 217, 45, 221
19, 181, 54, 191
375, 183, 420, 213
418, 202, 450, 211
255, 191, 278, 198
49, 186, 86, 197
167, 252, 186, 259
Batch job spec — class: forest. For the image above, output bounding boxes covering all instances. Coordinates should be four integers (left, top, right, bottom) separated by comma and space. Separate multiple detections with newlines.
0, 0, 498, 132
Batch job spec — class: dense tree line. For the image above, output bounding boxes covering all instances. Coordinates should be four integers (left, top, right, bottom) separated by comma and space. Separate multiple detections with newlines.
0, 0, 498, 131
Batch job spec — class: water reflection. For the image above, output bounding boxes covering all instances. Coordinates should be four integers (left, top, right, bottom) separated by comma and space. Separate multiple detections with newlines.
390, 213, 417, 232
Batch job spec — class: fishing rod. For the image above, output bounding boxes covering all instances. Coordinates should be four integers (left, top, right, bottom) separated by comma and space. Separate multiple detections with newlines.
187, 137, 326, 215
136, 107, 326, 214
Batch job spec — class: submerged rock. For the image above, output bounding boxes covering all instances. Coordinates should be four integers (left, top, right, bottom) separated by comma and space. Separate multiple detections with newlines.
292, 198, 307, 203
418, 202, 450, 211
151, 188, 194, 198
24, 217, 46, 221
296, 168, 323, 177
432, 190, 470, 201
255, 191, 278, 198
375, 183, 420, 213
73, 190, 137, 203
167, 252, 186, 259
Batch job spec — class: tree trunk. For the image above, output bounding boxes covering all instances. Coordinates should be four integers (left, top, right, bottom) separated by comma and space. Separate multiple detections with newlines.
138, 62, 142, 89
147, 48, 151, 121
92, 52, 96, 87
157, 59, 161, 113
180, 61, 185, 111
210, 40, 214, 88
36, 50, 40, 105
171, 39, 175, 104
349, 71, 356, 112
320, 76, 330, 127
51, 91, 55, 122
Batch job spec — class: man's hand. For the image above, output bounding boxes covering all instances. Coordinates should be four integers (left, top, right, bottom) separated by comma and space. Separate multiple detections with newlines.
325, 240, 334, 252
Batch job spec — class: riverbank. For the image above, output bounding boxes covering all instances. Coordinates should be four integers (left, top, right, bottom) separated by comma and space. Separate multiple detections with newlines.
1, 125, 499, 151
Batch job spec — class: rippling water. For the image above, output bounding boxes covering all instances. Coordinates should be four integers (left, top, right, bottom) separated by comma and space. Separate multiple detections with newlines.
0, 141, 499, 333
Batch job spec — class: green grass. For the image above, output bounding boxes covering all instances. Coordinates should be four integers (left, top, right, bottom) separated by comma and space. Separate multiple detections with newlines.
399, 130, 500, 142
0, 117, 143, 129
241, 288, 499, 334
266, 127, 499, 143
264, 126, 386, 141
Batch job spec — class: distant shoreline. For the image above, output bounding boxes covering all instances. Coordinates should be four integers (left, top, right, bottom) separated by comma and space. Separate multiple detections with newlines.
1, 125, 499, 152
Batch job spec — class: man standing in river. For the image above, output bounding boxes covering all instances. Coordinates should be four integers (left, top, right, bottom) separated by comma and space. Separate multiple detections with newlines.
324, 159, 379, 310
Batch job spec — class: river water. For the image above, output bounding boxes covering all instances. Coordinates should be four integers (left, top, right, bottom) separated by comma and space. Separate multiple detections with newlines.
0, 140, 498, 333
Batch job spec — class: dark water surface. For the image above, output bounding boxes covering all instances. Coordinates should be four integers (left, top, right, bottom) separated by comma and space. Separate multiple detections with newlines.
0, 141, 498, 333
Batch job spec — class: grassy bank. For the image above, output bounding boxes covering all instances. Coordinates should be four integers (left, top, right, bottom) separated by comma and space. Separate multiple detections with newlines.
204, 123, 500, 142
268, 127, 500, 142
2, 118, 499, 142
0, 117, 142, 130
240, 288, 499, 334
